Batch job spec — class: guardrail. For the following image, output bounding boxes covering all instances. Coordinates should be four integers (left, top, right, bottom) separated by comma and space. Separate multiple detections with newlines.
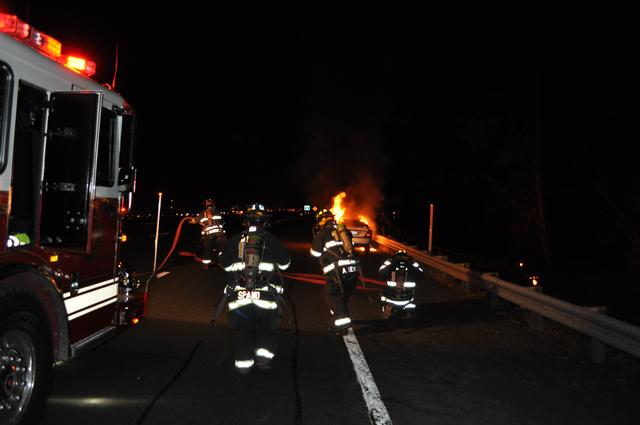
374, 234, 640, 361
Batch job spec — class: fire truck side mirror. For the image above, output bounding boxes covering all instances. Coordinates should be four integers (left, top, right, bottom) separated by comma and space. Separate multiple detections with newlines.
118, 166, 136, 193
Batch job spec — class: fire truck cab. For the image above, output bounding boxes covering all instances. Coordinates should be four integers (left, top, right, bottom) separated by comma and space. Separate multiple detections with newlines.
0, 14, 144, 424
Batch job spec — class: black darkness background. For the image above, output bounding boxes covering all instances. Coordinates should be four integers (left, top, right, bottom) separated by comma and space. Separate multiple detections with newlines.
4, 1, 640, 322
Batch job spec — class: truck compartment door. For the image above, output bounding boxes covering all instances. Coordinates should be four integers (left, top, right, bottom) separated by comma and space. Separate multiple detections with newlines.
40, 91, 102, 251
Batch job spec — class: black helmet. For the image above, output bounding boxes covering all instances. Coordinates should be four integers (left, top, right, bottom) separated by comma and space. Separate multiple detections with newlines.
393, 249, 410, 260
315, 208, 334, 226
244, 203, 269, 227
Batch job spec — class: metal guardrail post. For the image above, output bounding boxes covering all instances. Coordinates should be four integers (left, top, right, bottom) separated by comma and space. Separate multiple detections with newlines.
484, 271, 501, 311
428, 203, 434, 255
527, 286, 544, 331
588, 306, 608, 364
489, 292, 501, 311
479, 272, 499, 300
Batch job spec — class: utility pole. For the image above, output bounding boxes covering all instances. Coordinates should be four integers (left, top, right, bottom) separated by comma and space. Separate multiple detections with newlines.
428, 203, 434, 254
152, 192, 163, 274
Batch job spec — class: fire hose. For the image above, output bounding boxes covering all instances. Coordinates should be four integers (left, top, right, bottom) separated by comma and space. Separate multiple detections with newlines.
143, 216, 196, 297
158, 216, 196, 272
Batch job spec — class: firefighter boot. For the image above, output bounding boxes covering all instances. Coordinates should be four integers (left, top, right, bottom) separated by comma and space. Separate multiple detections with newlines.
255, 356, 272, 370
327, 316, 351, 335
327, 324, 349, 336
254, 347, 275, 370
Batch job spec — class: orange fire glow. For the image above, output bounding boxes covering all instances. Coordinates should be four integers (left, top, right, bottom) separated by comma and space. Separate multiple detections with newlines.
331, 192, 347, 223
357, 214, 370, 226
356, 246, 378, 252
329, 191, 377, 232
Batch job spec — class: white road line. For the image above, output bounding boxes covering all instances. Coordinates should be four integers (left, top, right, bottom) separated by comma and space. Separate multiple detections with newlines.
343, 328, 393, 425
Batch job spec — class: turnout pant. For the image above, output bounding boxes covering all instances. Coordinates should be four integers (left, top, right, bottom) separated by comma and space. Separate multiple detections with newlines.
325, 274, 357, 328
201, 235, 213, 264
227, 304, 282, 367
200, 235, 225, 265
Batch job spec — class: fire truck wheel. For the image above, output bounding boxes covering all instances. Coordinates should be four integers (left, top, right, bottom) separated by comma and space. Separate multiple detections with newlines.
0, 306, 52, 425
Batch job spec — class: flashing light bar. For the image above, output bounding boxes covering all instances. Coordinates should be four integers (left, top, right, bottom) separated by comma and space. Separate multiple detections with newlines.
28, 29, 62, 58
60, 54, 96, 77
0, 14, 30, 38
0, 13, 96, 77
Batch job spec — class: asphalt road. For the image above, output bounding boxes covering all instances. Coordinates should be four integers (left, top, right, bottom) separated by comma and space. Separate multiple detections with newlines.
41, 215, 639, 425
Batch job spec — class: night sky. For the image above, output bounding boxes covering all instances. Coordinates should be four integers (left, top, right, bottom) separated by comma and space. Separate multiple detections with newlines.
4, 1, 640, 314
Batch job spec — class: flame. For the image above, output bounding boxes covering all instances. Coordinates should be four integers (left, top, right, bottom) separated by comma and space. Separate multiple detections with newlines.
357, 214, 370, 226
331, 192, 347, 223
328, 191, 377, 232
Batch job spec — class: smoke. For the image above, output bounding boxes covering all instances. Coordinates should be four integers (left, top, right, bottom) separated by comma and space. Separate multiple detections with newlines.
296, 112, 387, 231
340, 176, 383, 232
294, 65, 393, 222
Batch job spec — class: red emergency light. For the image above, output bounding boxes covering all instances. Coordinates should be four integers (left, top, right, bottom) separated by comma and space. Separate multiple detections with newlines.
60, 54, 96, 77
0, 13, 97, 77
0, 13, 30, 38
27, 28, 62, 58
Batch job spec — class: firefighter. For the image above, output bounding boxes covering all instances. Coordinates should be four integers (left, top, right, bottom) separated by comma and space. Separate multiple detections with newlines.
378, 250, 423, 318
193, 199, 225, 268
219, 203, 291, 374
310, 209, 359, 335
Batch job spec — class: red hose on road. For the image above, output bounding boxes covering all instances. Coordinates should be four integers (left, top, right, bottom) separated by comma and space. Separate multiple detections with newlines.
141, 216, 195, 318
156, 216, 195, 272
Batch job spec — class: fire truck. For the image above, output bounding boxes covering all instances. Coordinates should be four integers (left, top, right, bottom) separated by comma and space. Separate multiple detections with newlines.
0, 14, 144, 424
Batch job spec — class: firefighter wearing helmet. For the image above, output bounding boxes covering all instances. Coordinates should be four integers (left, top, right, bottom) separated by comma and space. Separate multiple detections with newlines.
310, 209, 360, 335
312, 208, 332, 235
193, 199, 225, 268
378, 249, 423, 318
218, 203, 291, 374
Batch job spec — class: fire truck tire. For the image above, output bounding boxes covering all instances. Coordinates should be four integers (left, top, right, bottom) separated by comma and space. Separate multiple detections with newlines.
0, 298, 53, 425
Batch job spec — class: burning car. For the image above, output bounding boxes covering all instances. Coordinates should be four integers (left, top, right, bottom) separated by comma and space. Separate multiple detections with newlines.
310, 191, 376, 252
343, 218, 373, 252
